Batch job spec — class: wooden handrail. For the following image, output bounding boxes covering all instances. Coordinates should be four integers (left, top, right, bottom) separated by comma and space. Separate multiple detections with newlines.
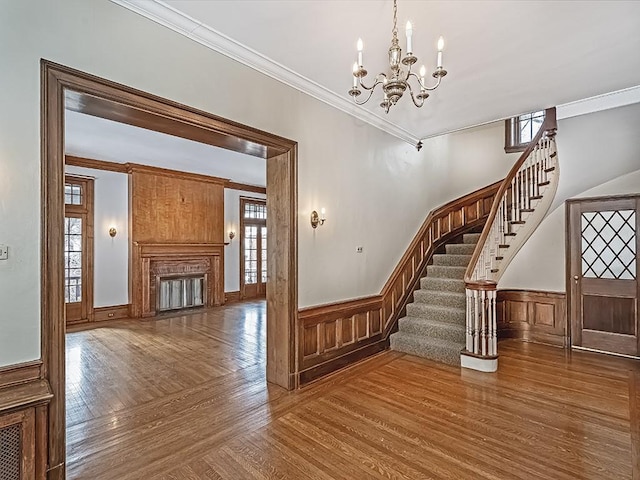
463, 108, 557, 285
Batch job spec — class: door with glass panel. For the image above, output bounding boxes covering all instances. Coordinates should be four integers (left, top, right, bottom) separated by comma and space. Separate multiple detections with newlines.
240, 198, 267, 299
568, 196, 639, 356
64, 176, 94, 324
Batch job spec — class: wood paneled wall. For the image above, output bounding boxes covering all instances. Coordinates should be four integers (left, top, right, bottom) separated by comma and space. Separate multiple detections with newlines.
298, 181, 501, 385
129, 165, 225, 244
497, 290, 567, 346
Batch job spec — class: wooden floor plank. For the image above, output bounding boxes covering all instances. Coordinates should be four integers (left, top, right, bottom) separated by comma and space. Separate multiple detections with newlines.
65, 300, 639, 479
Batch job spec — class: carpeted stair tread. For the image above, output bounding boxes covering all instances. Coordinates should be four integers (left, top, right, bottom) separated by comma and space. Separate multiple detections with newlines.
398, 316, 465, 342
390, 332, 462, 366
420, 277, 465, 293
413, 289, 466, 309
426, 265, 466, 279
463, 233, 481, 244
433, 253, 472, 267
445, 243, 476, 255
405, 303, 465, 325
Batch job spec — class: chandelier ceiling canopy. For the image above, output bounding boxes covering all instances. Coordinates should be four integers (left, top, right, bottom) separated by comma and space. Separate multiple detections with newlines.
349, 0, 447, 114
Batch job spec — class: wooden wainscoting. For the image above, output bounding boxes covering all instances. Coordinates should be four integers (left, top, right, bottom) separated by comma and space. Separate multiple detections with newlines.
497, 290, 568, 346
297, 181, 501, 385
298, 296, 384, 384
93, 305, 130, 322
0, 361, 43, 390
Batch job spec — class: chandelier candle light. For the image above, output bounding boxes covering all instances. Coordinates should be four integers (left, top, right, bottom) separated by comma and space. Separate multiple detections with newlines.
349, 0, 447, 113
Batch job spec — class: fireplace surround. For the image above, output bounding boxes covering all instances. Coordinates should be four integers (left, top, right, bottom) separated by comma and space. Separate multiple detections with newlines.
131, 242, 224, 317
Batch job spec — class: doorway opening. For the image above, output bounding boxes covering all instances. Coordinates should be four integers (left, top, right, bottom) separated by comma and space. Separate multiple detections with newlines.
42, 60, 298, 477
240, 197, 267, 299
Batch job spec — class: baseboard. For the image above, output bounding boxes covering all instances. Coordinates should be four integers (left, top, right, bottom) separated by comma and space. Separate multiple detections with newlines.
93, 304, 130, 322
0, 360, 43, 389
497, 290, 568, 347
224, 291, 241, 304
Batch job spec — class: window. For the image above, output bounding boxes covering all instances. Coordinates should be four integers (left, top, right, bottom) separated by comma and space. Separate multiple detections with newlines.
505, 110, 545, 153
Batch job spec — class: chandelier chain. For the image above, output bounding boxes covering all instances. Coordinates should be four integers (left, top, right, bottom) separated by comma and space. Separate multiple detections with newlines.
392, 0, 398, 42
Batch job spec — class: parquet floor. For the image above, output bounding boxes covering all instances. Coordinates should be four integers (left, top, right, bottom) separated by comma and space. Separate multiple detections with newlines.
65, 300, 639, 479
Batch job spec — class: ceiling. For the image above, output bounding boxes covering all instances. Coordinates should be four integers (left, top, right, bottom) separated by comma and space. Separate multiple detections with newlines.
111, 0, 640, 143
65, 110, 267, 186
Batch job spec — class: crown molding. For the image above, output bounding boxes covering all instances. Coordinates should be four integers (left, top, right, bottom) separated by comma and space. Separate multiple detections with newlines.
556, 84, 640, 120
108, 0, 420, 145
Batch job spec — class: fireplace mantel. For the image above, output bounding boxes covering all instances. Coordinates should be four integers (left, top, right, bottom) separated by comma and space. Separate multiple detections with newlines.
130, 242, 224, 318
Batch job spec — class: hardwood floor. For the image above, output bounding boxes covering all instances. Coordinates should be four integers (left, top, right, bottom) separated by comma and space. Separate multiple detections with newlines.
65, 301, 639, 479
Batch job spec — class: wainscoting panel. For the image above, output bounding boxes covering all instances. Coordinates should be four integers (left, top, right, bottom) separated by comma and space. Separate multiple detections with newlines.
497, 290, 567, 346
297, 180, 502, 385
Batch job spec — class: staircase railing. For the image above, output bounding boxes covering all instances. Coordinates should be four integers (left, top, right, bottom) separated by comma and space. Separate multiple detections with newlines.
462, 108, 559, 372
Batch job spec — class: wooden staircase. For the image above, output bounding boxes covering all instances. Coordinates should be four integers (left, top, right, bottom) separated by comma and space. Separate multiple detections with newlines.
391, 108, 559, 371
390, 233, 479, 365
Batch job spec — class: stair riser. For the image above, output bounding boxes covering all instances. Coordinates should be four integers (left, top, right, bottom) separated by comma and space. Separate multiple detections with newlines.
413, 290, 466, 309
405, 304, 465, 325
390, 333, 461, 366
419, 277, 465, 293
432, 254, 472, 267
463, 233, 481, 244
426, 265, 466, 279
398, 318, 465, 342
445, 244, 476, 255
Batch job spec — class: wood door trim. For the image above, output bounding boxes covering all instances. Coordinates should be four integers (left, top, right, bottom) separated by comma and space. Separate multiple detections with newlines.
42, 60, 298, 479
566, 195, 640, 353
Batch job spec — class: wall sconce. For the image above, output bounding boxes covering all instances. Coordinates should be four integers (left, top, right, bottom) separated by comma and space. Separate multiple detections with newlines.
310, 208, 326, 229
228, 231, 236, 242
108, 226, 117, 238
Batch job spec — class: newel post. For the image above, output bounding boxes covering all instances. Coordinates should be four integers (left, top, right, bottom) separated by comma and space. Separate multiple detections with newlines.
461, 280, 498, 372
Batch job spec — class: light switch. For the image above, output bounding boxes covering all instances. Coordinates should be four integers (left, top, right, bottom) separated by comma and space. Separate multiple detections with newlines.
0, 245, 8, 260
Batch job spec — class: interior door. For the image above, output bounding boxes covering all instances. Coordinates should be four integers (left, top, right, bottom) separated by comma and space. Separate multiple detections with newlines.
240, 198, 267, 299
568, 196, 639, 356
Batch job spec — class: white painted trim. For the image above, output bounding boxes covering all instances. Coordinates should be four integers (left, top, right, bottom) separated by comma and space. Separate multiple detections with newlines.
461, 353, 498, 372
108, 0, 420, 145
556, 84, 640, 120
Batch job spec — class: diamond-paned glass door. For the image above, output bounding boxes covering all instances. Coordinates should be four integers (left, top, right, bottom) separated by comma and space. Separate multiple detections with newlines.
570, 198, 639, 357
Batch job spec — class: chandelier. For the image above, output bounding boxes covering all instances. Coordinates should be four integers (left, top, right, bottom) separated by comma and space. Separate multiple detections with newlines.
348, 0, 447, 114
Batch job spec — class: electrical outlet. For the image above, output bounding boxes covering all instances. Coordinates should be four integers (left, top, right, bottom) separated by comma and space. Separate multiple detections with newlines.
0, 245, 8, 260
356, 246, 363, 253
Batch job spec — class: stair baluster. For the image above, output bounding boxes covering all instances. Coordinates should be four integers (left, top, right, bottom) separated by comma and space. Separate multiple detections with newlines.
462, 108, 559, 372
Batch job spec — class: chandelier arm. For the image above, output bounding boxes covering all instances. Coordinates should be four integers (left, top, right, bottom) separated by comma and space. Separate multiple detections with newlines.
358, 73, 387, 91
407, 71, 443, 92
352, 88, 376, 106
406, 82, 425, 108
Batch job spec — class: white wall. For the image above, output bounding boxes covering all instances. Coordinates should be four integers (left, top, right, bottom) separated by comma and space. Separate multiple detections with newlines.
500, 103, 640, 292
65, 166, 129, 307
224, 189, 266, 293
0, 0, 519, 366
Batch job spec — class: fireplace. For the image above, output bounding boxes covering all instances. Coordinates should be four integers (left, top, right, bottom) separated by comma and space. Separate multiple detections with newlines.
131, 243, 224, 318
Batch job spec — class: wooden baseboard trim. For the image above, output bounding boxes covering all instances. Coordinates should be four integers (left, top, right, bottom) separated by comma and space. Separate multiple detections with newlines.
0, 360, 43, 389
93, 304, 130, 322
224, 291, 241, 304
298, 339, 388, 386
497, 289, 567, 346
